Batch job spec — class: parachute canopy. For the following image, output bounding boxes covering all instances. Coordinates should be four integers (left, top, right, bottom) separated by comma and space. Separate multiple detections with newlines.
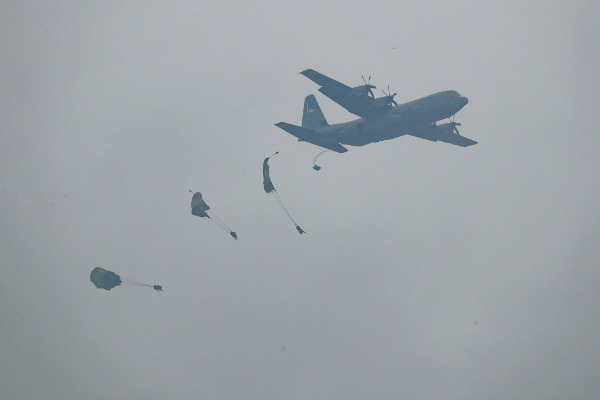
262, 152, 277, 193
90, 267, 122, 291
191, 192, 210, 217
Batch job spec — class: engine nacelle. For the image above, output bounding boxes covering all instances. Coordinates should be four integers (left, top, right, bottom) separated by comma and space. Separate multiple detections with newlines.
372, 96, 395, 109
351, 84, 375, 98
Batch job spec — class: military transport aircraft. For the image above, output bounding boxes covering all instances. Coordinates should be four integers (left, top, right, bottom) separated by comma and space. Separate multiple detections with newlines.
274, 69, 476, 153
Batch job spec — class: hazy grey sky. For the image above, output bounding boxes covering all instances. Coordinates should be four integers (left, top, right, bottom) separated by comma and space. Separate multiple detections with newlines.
1, 1, 599, 399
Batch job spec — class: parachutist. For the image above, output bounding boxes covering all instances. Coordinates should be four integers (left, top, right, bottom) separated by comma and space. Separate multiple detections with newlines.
230, 232, 238, 240
296, 225, 305, 234
313, 165, 321, 171
153, 285, 163, 292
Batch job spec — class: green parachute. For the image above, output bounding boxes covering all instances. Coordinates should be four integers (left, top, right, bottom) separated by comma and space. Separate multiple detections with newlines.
191, 191, 237, 240
90, 267, 162, 292
263, 152, 305, 234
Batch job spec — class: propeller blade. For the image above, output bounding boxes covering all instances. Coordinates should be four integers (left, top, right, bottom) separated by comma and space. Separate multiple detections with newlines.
362, 76, 376, 96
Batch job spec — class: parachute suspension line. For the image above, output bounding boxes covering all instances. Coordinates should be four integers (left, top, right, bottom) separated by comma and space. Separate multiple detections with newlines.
121, 279, 153, 288
205, 214, 231, 234
313, 150, 328, 164
270, 190, 299, 226
120, 279, 162, 291
312, 150, 329, 171
207, 209, 233, 233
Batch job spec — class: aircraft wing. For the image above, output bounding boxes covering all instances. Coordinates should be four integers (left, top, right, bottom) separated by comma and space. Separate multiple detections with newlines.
300, 69, 351, 92
274, 122, 348, 153
300, 69, 374, 117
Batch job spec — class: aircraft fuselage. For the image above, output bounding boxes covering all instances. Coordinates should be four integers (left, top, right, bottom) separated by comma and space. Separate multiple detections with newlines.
316, 90, 468, 146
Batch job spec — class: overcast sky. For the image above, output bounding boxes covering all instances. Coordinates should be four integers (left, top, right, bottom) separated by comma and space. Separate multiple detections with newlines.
1, 1, 599, 399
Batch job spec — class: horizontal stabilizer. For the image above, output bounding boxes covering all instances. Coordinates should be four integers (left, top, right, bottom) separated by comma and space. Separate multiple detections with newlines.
409, 123, 478, 147
438, 132, 478, 147
275, 122, 348, 153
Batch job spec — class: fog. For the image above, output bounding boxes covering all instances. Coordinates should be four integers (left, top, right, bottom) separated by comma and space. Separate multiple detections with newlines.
1, 2, 599, 399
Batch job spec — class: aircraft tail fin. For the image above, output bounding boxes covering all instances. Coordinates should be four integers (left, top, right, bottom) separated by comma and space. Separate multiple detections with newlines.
302, 95, 328, 130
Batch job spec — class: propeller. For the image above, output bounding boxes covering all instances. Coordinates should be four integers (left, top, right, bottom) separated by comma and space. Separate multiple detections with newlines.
382, 86, 398, 107
361, 75, 375, 97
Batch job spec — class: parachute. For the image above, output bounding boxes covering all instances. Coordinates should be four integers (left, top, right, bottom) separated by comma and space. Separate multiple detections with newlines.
190, 191, 238, 240
263, 152, 305, 234
90, 267, 162, 292
312, 150, 329, 171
